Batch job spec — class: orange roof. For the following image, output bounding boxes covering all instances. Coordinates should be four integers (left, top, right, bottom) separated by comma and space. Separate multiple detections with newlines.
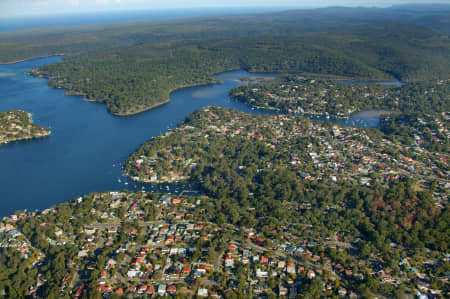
115, 288, 123, 294
146, 285, 155, 294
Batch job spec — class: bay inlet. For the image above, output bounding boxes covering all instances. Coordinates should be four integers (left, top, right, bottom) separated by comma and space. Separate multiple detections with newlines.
0, 56, 387, 216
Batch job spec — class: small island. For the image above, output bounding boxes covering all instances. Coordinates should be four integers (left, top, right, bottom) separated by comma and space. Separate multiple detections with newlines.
0, 110, 51, 144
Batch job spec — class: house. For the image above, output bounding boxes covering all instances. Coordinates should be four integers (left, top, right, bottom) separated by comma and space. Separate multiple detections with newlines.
99, 271, 107, 280
279, 285, 288, 296
158, 284, 166, 296
74, 284, 84, 297
195, 268, 206, 276
84, 227, 96, 235
115, 288, 124, 295
415, 291, 428, 299
198, 288, 208, 297
225, 253, 234, 267
138, 285, 147, 294
255, 283, 269, 293
261, 256, 269, 264
146, 285, 155, 295
78, 250, 88, 258
106, 259, 117, 269
338, 288, 347, 297
167, 285, 177, 295
228, 244, 237, 250
256, 268, 268, 278
307, 269, 315, 279
182, 267, 191, 275
286, 263, 295, 274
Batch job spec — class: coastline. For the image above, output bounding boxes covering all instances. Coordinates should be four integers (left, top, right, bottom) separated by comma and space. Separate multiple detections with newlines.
39, 74, 222, 116
112, 99, 171, 116
127, 174, 189, 184
25, 55, 398, 119
109, 79, 223, 116
0, 130, 51, 145
0, 110, 52, 145
230, 93, 396, 121
0, 54, 64, 65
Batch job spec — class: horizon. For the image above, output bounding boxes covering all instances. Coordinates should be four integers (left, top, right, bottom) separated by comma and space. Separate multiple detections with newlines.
1, 1, 449, 18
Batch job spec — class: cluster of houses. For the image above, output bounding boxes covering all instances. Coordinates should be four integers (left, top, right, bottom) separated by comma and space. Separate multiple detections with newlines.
128, 106, 448, 206
231, 79, 393, 119
1, 103, 448, 297
0, 110, 50, 144
0, 221, 43, 263
1, 188, 448, 298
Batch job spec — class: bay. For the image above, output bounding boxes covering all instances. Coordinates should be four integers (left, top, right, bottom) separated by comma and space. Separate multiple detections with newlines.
0, 57, 275, 216
0, 56, 387, 216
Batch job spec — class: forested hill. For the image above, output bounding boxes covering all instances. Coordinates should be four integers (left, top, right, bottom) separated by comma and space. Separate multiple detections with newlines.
3, 5, 450, 115
30, 37, 390, 115
0, 5, 448, 64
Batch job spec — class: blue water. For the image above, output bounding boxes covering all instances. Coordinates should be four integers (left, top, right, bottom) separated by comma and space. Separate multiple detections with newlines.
0, 57, 385, 216
0, 57, 277, 216
0, 8, 288, 32
338, 79, 403, 86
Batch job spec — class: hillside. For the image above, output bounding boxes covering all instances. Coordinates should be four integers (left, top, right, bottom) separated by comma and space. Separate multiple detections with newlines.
1, 6, 449, 115
28, 26, 449, 115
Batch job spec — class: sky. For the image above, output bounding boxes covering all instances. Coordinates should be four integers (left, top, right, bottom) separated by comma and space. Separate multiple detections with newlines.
0, 0, 448, 17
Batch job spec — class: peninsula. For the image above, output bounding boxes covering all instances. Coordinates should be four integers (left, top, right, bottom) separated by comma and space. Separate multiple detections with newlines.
6, 6, 447, 116
0, 110, 50, 144
230, 77, 449, 119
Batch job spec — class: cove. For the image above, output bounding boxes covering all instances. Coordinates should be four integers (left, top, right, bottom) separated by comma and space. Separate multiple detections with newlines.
0, 56, 386, 217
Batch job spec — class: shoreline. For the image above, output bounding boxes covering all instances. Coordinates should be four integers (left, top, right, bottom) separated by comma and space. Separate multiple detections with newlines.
23, 54, 399, 119
44, 77, 223, 117
110, 79, 224, 116
0, 130, 51, 145
0, 54, 64, 65
128, 174, 190, 184
231, 95, 396, 121
112, 99, 171, 116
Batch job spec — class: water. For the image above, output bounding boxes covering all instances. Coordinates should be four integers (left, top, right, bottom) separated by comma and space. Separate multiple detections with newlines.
0, 57, 276, 216
307, 110, 388, 128
338, 79, 403, 86
0, 57, 385, 216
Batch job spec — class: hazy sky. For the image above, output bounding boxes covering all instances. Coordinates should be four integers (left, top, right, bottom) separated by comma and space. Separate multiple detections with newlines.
0, 0, 448, 17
